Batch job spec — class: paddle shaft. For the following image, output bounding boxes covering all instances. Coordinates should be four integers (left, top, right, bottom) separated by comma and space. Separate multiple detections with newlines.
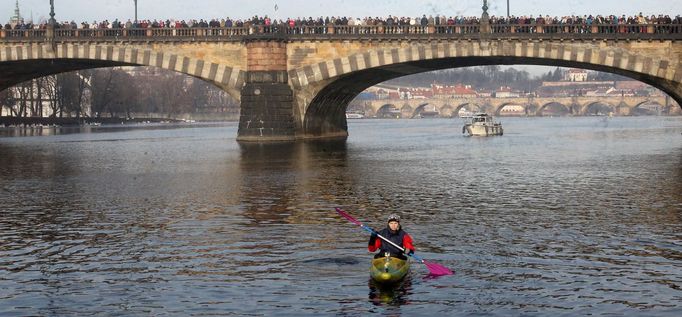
359, 224, 425, 263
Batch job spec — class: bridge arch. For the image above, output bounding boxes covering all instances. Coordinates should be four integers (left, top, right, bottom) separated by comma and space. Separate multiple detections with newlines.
634, 99, 665, 108
412, 102, 442, 118
454, 102, 484, 117
582, 101, 617, 116
538, 102, 571, 116
495, 102, 528, 116
293, 41, 682, 137
376, 103, 401, 118
633, 100, 665, 115
0, 43, 245, 100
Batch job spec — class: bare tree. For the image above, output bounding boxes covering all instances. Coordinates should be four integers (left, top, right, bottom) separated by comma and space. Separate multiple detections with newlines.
15, 82, 32, 117
0, 88, 17, 116
89, 69, 117, 117
186, 78, 209, 111
55, 72, 90, 118
40, 76, 60, 117
2, 66, 241, 122
50, 74, 82, 118
153, 73, 191, 118
111, 71, 137, 118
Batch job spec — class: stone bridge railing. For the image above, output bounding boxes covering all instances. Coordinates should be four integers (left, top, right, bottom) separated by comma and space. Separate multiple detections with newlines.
2, 24, 682, 42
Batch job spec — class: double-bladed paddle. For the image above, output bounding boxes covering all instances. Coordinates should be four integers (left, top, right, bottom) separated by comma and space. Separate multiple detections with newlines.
335, 207, 453, 276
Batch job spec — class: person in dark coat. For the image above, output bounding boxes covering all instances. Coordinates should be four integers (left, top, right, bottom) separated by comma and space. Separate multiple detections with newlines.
368, 214, 415, 260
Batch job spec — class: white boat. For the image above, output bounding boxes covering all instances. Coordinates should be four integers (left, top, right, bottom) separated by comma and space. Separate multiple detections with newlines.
462, 113, 503, 136
345, 112, 365, 119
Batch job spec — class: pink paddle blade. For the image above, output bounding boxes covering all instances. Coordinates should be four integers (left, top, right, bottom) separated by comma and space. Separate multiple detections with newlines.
335, 207, 362, 226
424, 261, 454, 276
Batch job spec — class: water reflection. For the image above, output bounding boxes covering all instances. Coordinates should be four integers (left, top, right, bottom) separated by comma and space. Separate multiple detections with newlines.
0, 123, 224, 138
0, 141, 75, 179
368, 276, 413, 307
237, 139, 349, 225
0, 125, 63, 137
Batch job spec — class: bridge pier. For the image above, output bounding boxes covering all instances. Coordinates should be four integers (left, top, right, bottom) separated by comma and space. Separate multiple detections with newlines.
238, 71, 296, 142
237, 40, 297, 142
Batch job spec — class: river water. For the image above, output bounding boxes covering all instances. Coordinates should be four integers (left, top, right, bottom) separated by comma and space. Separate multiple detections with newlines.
1, 117, 681, 316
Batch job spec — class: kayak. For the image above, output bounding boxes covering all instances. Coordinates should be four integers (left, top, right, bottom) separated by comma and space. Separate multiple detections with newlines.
370, 256, 410, 284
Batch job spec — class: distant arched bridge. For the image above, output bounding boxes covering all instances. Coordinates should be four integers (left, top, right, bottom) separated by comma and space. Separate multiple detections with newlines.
2, 21, 682, 140
364, 95, 676, 118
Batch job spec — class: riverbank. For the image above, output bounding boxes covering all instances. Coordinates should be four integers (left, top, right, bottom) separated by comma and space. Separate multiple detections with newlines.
0, 115, 238, 127
0, 116, 184, 127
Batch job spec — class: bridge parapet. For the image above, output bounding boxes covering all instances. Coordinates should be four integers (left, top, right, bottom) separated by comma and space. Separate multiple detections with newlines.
2, 24, 682, 43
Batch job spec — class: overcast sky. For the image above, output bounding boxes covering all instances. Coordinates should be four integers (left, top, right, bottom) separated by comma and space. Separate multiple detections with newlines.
3, 0, 681, 24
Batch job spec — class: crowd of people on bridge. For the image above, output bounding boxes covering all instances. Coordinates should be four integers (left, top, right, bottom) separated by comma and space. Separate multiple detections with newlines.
4, 12, 682, 35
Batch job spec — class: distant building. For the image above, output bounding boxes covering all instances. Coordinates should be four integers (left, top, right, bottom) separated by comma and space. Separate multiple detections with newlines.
477, 90, 493, 98
538, 81, 615, 97
494, 86, 520, 98
541, 81, 614, 87
399, 87, 432, 99
585, 87, 621, 97
537, 79, 663, 98
373, 88, 391, 99
614, 81, 648, 90
566, 69, 588, 82
431, 83, 478, 98
9, 0, 23, 26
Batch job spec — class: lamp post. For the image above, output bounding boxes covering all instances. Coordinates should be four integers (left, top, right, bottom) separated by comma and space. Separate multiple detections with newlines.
481, 0, 491, 33
47, 0, 56, 39
48, 0, 56, 26
507, 0, 510, 18
134, 0, 138, 23
481, 0, 490, 21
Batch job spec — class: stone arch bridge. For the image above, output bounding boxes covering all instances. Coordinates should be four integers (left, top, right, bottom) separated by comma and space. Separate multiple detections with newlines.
365, 95, 675, 118
1, 24, 682, 141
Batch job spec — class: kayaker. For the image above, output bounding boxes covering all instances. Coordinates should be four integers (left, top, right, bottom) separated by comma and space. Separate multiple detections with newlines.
368, 213, 415, 260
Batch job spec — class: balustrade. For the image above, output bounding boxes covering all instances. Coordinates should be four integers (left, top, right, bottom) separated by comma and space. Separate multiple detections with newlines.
1, 24, 681, 41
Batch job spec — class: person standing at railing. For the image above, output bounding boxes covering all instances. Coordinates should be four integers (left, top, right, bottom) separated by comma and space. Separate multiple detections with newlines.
407, 16, 414, 34
288, 18, 295, 34
420, 14, 428, 34
316, 17, 324, 34
92, 20, 98, 37
385, 15, 394, 34
444, 16, 453, 34
605, 15, 615, 34
347, 16, 356, 34
637, 13, 646, 33
264, 16, 271, 33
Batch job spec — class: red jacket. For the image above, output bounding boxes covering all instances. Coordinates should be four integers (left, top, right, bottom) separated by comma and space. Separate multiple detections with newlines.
368, 228, 414, 254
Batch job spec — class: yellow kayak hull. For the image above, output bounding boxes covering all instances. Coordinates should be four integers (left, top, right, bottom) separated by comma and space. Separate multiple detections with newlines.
370, 256, 410, 284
